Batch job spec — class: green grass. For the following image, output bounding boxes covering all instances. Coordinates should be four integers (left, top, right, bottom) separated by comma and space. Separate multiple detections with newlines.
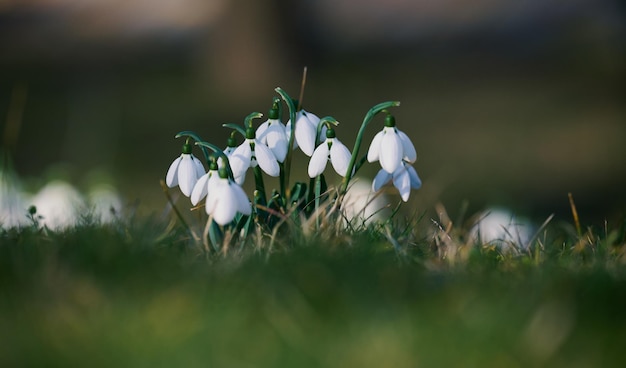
1, 213, 626, 367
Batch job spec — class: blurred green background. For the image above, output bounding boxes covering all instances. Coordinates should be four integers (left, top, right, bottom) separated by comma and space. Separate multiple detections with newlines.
1, 0, 624, 223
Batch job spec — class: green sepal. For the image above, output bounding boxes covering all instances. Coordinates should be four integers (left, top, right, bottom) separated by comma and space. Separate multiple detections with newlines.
289, 182, 308, 206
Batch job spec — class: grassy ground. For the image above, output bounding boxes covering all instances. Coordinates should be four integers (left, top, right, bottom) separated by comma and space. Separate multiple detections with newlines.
1, 213, 626, 367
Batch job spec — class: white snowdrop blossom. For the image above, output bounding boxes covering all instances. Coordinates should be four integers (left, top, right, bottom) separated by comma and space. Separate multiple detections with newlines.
190, 162, 220, 206
229, 128, 280, 185
205, 170, 251, 225
372, 161, 421, 202
470, 208, 534, 250
87, 184, 123, 224
32, 180, 86, 229
341, 179, 388, 227
308, 128, 352, 178
256, 117, 288, 163
367, 115, 416, 174
286, 109, 326, 156
166, 143, 205, 197
218, 136, 237, 169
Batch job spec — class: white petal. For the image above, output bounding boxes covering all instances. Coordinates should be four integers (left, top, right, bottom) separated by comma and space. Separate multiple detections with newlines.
207, 172, 221, 192
302, 110, 320, 127
372, 169, 392, 192
255, 121, 270, 142
165, 156, 182, 187
329, 139, 352, 177
205, 177, 227, 215
212, 184, 239, 225
367, 131, 384, 163
254, 141, 280, 177
232, 182, 251, 215
190, 172, 210, 205
295, 115, 317, 156
407, 164, 422, 189
398, 130, 417, 163
229, 143, 252, 181
380, 129, 403, 173
308, 143, 329, 178
178, 155, 200, 197
393, 167, 411, 202
192, 155, 206, 178
264, 124, 288, 162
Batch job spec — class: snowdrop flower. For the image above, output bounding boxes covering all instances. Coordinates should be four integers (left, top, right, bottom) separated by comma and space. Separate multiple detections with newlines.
229, 127, 280, 185
88, 184, 123, 224
470, 208, 534, 250
285, 109, 325, 156
367, 114, 417, 174
190, 160, 220, 206
256, 106, 288, 162
341, 179, 388, 227
0, 166, 30, 228
166, 142, 205, 197
308, 128, 352, 178
372, 161, 421, 202
205, 169, 251, 225
218, 136, 238, 169
32, 180, 85, 229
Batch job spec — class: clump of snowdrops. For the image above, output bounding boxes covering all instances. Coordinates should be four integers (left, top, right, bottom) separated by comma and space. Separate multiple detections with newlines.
165, 82, 421, 251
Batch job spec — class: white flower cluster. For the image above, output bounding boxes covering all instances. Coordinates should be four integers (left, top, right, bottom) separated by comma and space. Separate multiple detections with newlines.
166, 97, 422, 227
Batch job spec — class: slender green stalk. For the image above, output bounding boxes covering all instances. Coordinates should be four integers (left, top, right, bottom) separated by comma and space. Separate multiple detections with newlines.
175, 131, 210, 163
222, 123, 246, 137
195, 141, 234, 180
339, 101, 400, 196
253, 166, 267, 205
275, 87, 297, 199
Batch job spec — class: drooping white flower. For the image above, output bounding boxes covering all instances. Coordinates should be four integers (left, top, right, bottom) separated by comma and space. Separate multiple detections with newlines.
341, 179, 388, 227
256, 111, 288, 163
372, 161, 421, 202
190, 161, 220, 206
218, 136, 238, 169
31, 180, 86, 229
285, 109, 326, 156
87, 184, 122, 224
470, 208, 534, 250
166, 143, 205, 197
205, 169, 251, 225
367, 115, 417, 174
308, 128, 352, 178
229, 128, 280, 185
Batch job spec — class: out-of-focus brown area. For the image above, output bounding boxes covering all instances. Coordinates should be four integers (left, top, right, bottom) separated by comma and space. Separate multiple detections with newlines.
1, 0, 624, 223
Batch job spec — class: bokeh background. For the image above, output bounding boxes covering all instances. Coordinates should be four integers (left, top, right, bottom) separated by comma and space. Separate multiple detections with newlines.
1, 0, 624, 225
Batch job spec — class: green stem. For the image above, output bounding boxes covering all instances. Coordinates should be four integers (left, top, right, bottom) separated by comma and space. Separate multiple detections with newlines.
253, 166, 267, 205
279, 162, 286, 196
275, 87, 297, 199
175, 131, 210, 163
195, 141, 235, 180
339, 101, 400, 196
222, 123, 246, 137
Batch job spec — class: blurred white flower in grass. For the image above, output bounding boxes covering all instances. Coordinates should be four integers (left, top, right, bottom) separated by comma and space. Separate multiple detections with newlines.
87, 184, 122, 223
0, 168, 30, 228
307, 128, 352, 178
470, 208, 534, 249
286, 110, 326, 157
341, 179, 388, 227
166, 142, 205, 197
372, 161, 422, 202
367, 115, 416, 174
205, 170, 251, 225
229, 128, 279, 185
256, 107, 288, 163
32, 180, 85, 229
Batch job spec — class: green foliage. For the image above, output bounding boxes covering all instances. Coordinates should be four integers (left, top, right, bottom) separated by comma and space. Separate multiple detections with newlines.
1, 212, 626, 367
